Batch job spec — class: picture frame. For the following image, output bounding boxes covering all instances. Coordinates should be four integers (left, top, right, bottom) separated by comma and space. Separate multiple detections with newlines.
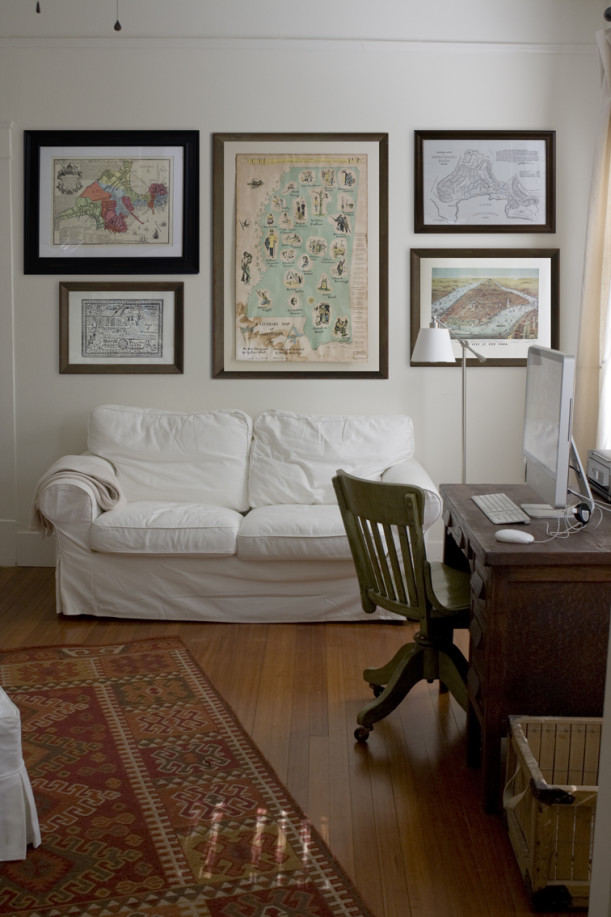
212, 132, 388, 378
410, 248, 559, 367
414, 130, 555, 233
59, 281, 184, 374
25, 129, 199, 274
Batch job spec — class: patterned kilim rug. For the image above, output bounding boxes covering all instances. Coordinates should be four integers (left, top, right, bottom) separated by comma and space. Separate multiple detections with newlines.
0, 637, 375, 917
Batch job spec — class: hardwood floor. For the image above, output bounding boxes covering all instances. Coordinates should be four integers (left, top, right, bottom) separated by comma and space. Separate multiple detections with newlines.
0, 567, 560, 917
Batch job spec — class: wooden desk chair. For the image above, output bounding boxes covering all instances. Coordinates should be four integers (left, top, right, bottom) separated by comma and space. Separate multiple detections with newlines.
332, 470, 471, 741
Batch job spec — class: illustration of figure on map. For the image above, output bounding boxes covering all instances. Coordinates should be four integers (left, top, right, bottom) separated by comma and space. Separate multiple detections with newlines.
332, 213, 351, 234
314, 303, 331, 326
334, 316, 350, 338
241, 251, 252, 284
313, 188, 329, 215
256, 289, 272, 307
264, 229, 279, 258
295, 200, 306, 222
335, 258, 346, 277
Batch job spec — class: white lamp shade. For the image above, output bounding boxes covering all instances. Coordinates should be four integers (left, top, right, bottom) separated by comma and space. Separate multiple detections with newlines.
412, 326, 456, 363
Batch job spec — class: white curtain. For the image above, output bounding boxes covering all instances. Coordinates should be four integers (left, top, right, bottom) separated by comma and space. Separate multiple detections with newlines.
575, 29, 611, 455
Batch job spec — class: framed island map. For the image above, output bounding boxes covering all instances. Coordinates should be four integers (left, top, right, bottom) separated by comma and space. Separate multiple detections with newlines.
414, 130, 555, 233
24, 130, 199, 273
212, 132, 388, 377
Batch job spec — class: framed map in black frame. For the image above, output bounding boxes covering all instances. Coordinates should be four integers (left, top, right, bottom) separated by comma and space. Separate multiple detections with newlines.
24, 129, 199, 274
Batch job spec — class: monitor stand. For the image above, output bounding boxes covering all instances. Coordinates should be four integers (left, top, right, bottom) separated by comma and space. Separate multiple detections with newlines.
520, 437, 595, 521
521, 503, 567, 519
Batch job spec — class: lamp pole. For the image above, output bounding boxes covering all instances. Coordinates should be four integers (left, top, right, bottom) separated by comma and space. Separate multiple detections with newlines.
435, 319, 486, 484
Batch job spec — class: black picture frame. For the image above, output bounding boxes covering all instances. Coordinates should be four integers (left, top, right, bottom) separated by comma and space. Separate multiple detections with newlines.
414, 130, 555, 233
212, 132, 388, 378
25, 129, 199, 274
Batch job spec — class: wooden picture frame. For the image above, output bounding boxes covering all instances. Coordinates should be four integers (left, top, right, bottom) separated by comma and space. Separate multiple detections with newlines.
25, 129, 199, 274
212, 132, 388, 378
414, 130, 555, 233
59, 281, 184, 374
410, 248, 559, 367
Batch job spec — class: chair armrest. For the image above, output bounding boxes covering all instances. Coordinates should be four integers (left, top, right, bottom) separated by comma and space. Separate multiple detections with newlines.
381, 458, 442, 530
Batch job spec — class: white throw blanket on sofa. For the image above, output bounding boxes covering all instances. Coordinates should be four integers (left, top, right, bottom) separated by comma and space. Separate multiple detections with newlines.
32, 454, 126, 535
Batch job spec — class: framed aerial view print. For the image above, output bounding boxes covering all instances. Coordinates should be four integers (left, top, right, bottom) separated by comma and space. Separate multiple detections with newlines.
59, 281, 184, 373
212, 132, 388, 377
410, 248, 559, 367
24, 129, 199, 274
414, 130, 555, 233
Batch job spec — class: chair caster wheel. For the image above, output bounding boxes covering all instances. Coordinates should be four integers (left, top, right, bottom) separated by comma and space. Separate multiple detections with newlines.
354, 725, 372, 742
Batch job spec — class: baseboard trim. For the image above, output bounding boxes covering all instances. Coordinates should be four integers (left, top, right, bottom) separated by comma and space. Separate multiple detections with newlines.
16, 529, 56, 567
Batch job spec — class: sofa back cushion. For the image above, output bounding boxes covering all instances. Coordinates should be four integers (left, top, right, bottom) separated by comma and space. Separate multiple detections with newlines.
88, 405, 252, 511
249, 410, 416, 506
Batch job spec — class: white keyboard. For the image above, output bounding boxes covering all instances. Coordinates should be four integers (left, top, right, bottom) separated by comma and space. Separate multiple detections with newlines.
471, 492, 531, 525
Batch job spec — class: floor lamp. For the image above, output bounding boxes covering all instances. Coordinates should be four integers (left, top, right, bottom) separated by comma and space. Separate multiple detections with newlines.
412, 320, 486, 484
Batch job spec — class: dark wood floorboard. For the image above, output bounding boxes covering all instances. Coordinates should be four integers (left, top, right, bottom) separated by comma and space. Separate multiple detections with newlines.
0, 567, 562, 917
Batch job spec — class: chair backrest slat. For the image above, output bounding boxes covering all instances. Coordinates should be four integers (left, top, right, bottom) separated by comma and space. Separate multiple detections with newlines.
333, 469, 428, 620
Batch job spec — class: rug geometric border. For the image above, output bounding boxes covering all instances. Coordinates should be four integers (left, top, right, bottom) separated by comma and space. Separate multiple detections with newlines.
0, 637, 376, 917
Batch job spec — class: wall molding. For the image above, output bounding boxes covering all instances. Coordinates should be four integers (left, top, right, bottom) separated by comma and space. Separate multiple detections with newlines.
0, 36, 598, 56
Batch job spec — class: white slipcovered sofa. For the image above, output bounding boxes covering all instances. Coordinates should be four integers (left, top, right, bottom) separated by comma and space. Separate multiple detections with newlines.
33, 405, 441, 623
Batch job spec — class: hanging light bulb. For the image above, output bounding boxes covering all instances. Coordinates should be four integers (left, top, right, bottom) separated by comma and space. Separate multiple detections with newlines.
114, 0, 122, 31
36, 1, 41, 12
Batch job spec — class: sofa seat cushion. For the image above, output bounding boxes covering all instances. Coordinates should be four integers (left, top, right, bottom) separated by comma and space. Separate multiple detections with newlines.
89, 502, 242, 556
249, 410, 416, 506
87, 405, 252, 511
237, 504, 351, 561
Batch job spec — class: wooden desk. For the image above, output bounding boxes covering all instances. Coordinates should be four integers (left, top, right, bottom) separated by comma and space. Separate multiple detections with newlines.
440, 483, 611, 812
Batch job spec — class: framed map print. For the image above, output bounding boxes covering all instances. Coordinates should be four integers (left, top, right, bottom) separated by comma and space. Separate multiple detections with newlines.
59, 281, 184, 373
25, 130, 199, 273
212, 132, 388, 377
410, 249, 559, 367
414, 131, 555, 233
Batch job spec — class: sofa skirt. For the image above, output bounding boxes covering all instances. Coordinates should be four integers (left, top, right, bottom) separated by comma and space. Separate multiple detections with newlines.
55, 551, 404, 623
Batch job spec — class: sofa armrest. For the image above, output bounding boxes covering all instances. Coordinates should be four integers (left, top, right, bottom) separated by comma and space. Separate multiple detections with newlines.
381, 458, 442, 530
33, 453, 120, 534
36, 478, 105, 528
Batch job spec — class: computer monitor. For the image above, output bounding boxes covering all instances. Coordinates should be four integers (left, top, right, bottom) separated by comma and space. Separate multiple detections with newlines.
522, 345, 593, 512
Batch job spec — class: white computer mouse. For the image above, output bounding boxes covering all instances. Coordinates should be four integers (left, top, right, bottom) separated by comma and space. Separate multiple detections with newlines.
495, 529, 535, 544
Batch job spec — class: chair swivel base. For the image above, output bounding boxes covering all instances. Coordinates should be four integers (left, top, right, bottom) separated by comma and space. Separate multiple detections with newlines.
353, 636, 468, 742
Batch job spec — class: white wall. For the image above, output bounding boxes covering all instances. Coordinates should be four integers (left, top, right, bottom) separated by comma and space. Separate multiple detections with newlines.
0, 0, 603, 565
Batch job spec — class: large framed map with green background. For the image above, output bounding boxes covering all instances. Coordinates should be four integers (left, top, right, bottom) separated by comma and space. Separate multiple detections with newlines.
212, 132, 388, 378
24, 129, 199, 274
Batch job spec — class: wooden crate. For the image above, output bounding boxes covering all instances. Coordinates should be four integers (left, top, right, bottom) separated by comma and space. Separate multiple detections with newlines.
504, 716, 601, 911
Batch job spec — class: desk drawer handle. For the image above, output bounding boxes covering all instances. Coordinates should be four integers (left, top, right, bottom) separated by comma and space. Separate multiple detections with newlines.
470, 618, 483, 647
468, 667, 481, 698
471, 572, 486, 599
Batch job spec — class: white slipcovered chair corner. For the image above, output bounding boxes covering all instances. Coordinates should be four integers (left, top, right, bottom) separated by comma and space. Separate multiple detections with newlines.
0, 687, 41, 861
